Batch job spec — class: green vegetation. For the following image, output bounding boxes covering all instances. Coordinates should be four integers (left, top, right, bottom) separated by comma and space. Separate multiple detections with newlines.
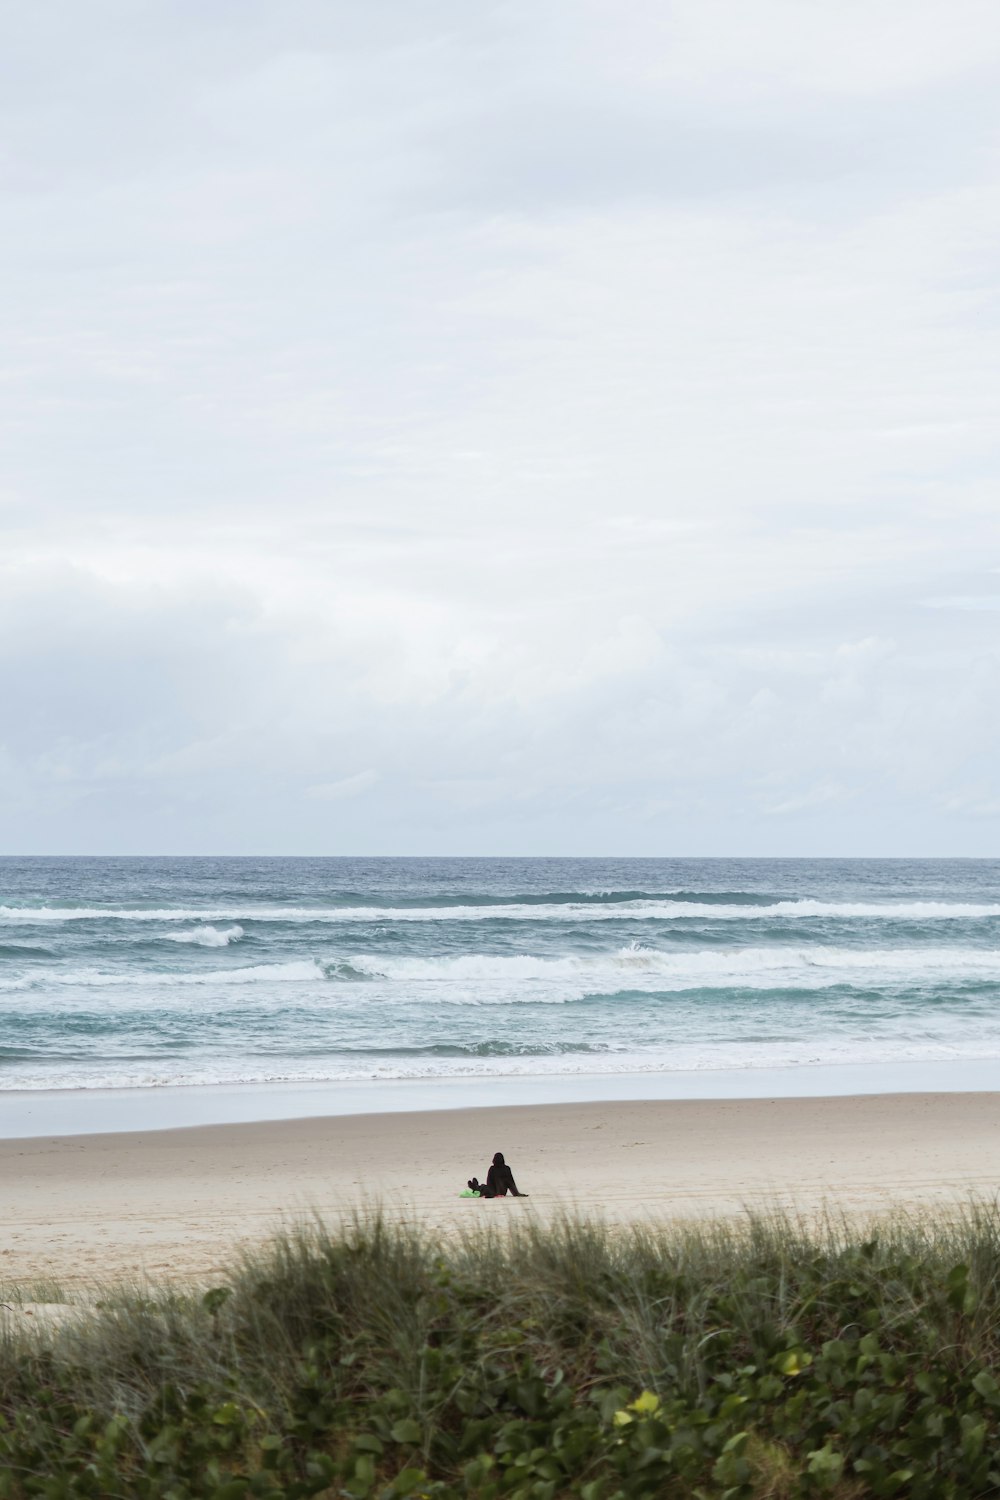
3, 1208, 1000, 1497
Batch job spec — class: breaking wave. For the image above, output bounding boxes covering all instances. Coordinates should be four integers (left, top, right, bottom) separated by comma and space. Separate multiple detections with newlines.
166, 924, 244, 947
4, 857, 1000, 1097
5, 945, 1000, 999
2, 899, 999, 925
339, 944, 1000, 993
0, 960, 323, 993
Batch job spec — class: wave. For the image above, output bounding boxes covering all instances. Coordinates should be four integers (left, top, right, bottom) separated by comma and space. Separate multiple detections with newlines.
326, 888, 784, 908
0, 960, 323, 992
2, 899, 1000, 925
7, 1035, 1000, 1091
3, 944, 1000, 998
0, 1039, 614, 1064
337, 944, 1000, 994
166, 924, 244, 947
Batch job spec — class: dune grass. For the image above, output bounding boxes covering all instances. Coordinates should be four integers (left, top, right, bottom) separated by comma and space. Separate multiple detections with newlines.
2, 1206, 1000, 1495
0, 1281, 77, 1309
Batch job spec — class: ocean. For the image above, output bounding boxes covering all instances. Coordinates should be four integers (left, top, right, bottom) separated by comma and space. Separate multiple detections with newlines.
1, 856, 999, 1096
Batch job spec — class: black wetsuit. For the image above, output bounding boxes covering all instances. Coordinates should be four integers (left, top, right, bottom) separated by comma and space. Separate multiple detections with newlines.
476, 1152, 524, 1198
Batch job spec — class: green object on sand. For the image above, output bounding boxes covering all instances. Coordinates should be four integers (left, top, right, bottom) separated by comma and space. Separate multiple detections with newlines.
458, 1189, 481, 1197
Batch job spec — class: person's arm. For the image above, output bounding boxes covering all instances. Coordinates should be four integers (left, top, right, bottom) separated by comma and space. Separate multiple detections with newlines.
506, 1166, 527, 1196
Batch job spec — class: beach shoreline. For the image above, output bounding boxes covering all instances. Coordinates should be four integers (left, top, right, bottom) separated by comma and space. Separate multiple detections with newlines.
3, 1089, 999, 1290
5, 1056, 1000, 1140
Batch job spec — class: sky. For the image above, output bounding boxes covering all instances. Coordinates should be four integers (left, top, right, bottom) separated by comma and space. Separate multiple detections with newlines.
2, 0, 1000, 857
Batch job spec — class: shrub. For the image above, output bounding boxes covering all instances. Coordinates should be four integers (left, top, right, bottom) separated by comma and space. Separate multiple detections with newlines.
2, 1208, 1000, 1496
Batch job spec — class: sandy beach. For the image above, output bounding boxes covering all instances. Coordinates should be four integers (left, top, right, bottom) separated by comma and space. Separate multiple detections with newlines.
2, 1091, 999, 1289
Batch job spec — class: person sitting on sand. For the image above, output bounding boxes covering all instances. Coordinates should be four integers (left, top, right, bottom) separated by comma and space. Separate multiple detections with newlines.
468, 1151, 528, 1198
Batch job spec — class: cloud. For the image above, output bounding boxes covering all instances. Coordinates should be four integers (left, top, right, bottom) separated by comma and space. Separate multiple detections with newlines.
306, 771, 379, 801
762, 784, 856, 818
1, 1, 999, 853
924, 597, 1000, 611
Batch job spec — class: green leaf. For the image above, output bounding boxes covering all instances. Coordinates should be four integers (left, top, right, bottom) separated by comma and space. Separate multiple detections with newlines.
463, 1455, 496, 1486
806, 1444, 844, 1484
352, 1451, 376, 1495
390, 1418, 423, 1445
212, 1402, 243, 1427
388, 1467, 427, 1497
961, 1417, 987, 1462
973, 1370, 1000, 1404
354, 1434, 384, 1455
203, 1286, 232, 1316
946, 1263, 973, 1310
776, 1349, 811, 1376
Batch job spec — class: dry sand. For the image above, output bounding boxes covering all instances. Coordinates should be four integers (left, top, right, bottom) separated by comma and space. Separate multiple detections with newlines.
2, 1092, 999, 1290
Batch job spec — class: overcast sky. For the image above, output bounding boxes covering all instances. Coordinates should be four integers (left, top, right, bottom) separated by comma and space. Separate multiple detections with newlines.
2, 1, 1000, 856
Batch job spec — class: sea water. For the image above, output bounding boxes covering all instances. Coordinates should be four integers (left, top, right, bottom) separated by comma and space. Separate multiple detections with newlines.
1, 856, 999, 1095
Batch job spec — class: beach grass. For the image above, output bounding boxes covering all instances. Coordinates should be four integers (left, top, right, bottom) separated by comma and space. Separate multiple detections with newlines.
3, 1207, 1000, 1496
0, 1282, 75, 1308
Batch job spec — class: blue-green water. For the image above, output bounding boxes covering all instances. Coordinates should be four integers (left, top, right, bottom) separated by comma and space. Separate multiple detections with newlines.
1, 857, 999, 1092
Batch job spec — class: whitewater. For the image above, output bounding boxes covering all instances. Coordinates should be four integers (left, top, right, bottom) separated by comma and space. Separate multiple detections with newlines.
1, 856, 999, 1092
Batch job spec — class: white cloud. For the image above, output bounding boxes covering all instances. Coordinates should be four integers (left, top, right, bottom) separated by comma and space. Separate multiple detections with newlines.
925, 597, 1000, 611
1, 1, 999, 853
763, 783, 856, 818
306, 771, 380, 801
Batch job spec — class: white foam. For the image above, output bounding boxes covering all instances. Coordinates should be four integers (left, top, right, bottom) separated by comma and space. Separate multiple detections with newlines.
2, 899, 999, 925
9, 1033, 1000, 1092
3, 944, 999, 1000
0, 959, 323, 992
166, 924, 244, 947
344, 943, 1000, 993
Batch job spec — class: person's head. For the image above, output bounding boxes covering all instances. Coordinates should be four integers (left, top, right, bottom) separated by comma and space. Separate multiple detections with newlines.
492, 1151, 505, 1166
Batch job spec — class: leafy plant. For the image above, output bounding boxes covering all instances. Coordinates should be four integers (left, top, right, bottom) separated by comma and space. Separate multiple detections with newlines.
2, 1208, 1000, 1495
